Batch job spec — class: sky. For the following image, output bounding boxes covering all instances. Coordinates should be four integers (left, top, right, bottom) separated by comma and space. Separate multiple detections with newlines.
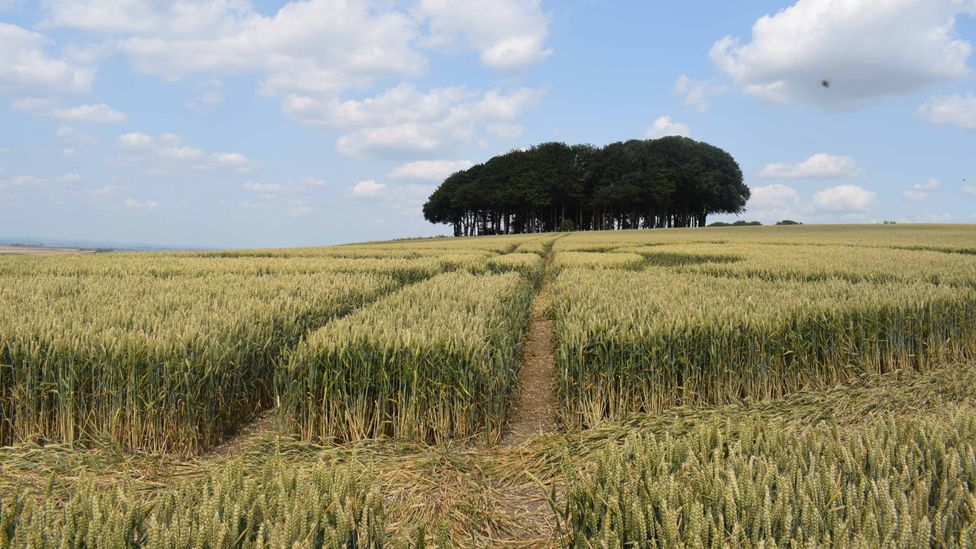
1, 0, 975, 249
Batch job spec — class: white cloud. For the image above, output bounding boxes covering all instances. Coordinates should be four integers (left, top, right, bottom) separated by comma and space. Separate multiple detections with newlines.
0, 22, 93, 95
123, 197, 158, 210
117, 132, 153, 147
760, 153, 859, 179
284, 84, 543, 158
418, 0, 553, 69
289, 205, 312, 217
645, 116, 690, 139
41, 1, 552, 138
902, 178, 941, 201
962, 185, 976, 198
813, 184, 876, 211
673, 74, 725, 112
15, 99, 127, 125
62, 147, 77, 158
10, 96, 54, 111
244, 177, 325, 195
916, 92, 976, 131
244, 182, 282, 193
744, 183, 805, 222
389, 159, 473, 180
116, 132, 254, 173
56, 173, 81, 183
240, 177, 328, 217
55, 125, 97, 144
45, 0, 426, 98
350, 179, 387, 199
346, 179, 433, 215
88, 185, 121, 197
214, 152, 251, 169
710, 0, 976, 110
51, 103, 127, 124
156, 145, 204, 161
0, 171, 45, 192
750, 183, 800, 208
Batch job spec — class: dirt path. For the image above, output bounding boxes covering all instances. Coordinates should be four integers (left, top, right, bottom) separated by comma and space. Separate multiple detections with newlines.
502, 279, 558, 445
487, 245, 562, 545
201, 410, 277, 460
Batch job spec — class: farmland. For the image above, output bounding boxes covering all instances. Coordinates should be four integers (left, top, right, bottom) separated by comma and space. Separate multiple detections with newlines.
2, 225, 976, 547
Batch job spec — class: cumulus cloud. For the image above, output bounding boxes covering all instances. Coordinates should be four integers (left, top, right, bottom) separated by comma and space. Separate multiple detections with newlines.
284, 84, 543, 158
743, 183, 804, 222
760, 153, 858, 179
0, 170, 88, 203
45, 0, 425, 98
813, 184, 876, 210
710, 0, 976, 110
51, 103, 127, 124
389, 159, 474, 180
36, 2, 553, 160
239, 177, 328, 216
10, 96, 54, 111
0, 22, 94, 95
645, 116, 690, 139
673, 74, 725, 112
347, 179, 433, 215
750, 183, 800, 208
243, 177, 326, 196
39, 1, 552, 146
0, 171, 45, 192
288, 205, 312, 217
43, 0, 554, 79
55, 125, 97, 144
350, 179, 387, 199
116, 132, 254, 173
15, 99, 127, 125
88, 184, 122, 198
916, 92, 976, 131
214, 152, 251, 170
123, 197, 158, 210
418, 0, 552, 69
56, 173, 81, 183
117, 132, 153, 147
244, 182, 282, 193
902, 178, 941, 201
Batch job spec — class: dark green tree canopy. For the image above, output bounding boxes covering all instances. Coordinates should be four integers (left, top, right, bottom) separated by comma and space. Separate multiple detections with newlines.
423, 137, 749, 236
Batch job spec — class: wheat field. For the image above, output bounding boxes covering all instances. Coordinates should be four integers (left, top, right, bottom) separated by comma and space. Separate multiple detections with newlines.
2, 225, 975, 547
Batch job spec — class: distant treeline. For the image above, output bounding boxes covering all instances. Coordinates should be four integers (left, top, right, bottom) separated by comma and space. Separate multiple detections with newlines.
423, 137, 750, 236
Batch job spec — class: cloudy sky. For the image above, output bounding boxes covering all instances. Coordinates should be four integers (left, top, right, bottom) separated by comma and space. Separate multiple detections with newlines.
1, 0, 975, 248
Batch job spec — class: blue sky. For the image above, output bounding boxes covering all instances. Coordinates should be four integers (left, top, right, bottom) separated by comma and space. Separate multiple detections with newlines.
1, 0, 975, 248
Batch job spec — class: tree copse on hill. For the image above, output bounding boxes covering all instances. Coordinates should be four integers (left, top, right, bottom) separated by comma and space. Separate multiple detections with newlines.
423, 136, 750, 236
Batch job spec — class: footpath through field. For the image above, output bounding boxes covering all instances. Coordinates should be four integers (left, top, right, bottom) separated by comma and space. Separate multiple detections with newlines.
502, 243, 559, 444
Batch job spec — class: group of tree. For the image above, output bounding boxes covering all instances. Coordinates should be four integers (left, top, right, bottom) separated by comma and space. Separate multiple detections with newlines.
422, 136, 750, 236
708, 219, 802, 227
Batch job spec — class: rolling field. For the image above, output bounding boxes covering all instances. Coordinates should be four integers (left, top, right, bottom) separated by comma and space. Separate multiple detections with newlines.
2, 225, 976, 547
